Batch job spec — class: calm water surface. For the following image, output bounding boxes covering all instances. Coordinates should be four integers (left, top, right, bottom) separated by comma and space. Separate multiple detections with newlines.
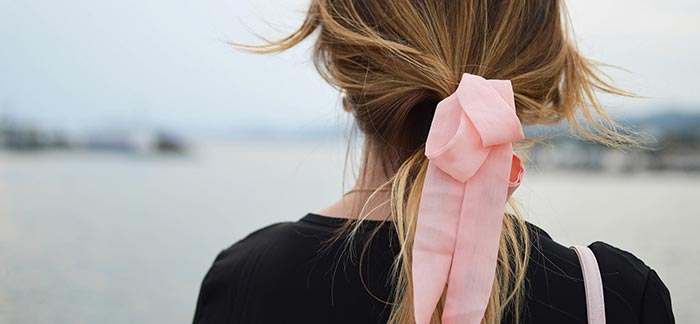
0, 141, 697, 323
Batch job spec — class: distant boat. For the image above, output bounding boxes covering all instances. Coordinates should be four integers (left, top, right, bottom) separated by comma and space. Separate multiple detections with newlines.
154, 131, 186, 153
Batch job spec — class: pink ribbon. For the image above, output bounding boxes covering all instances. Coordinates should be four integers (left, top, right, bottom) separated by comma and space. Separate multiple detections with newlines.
412, 73, 525, 324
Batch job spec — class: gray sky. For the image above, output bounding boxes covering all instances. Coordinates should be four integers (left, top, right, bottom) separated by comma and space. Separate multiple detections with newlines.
1, 0, 699, 132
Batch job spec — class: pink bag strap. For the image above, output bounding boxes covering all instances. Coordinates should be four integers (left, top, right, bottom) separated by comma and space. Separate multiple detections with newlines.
570, 245, 606, 324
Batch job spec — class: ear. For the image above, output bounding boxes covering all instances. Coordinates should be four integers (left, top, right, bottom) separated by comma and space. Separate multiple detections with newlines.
342, 95, 353, 112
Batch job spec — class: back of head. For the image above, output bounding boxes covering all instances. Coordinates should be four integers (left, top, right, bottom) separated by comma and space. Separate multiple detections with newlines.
238, 0, 636, 323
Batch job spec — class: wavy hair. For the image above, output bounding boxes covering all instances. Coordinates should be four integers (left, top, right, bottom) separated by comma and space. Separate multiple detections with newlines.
234, 0, 637, 322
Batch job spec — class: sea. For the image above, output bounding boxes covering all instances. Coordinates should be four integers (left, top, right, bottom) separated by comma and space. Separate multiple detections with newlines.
0, 140, 697, 324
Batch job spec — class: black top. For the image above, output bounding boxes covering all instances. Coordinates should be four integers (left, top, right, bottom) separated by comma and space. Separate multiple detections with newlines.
193, 213, 674, 324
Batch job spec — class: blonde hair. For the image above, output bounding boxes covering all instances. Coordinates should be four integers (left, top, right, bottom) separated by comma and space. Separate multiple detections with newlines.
235, 0, 637, 323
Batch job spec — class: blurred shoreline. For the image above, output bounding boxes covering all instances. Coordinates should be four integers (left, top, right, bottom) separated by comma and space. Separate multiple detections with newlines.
2, 110, 699, 172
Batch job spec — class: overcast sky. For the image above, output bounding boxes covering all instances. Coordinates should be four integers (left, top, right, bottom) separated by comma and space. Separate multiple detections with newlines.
1, 0, 699, 132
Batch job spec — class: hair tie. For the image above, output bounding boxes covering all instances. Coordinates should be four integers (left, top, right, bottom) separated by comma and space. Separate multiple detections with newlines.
411, 73, 525, 324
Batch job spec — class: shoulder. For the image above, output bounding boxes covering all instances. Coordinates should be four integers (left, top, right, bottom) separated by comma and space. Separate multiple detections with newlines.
588, 241, 675, 323
193, 217, 396, 324
193, 220, 330, 323
208, 220, 329, 280
197, 221, 304, 290
526, 222, 660, 285
588, 241, 652, 287
524, 223, 675, 323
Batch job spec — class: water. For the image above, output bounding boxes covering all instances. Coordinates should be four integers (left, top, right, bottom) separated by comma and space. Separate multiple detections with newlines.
0, 141, 697, 323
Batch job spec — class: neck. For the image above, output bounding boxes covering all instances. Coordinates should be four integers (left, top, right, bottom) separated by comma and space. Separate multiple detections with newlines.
316, 141, 394, 221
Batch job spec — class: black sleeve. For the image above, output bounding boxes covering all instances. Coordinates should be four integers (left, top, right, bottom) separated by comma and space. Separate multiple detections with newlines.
640, 269, 675, 324
192, 250, 234, 324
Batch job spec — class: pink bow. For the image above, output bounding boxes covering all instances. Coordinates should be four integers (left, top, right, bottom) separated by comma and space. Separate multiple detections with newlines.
412, 73, 525, 324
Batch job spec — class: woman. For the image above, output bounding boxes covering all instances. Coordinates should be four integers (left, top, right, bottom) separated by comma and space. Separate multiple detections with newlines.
193, 1, 674, 323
